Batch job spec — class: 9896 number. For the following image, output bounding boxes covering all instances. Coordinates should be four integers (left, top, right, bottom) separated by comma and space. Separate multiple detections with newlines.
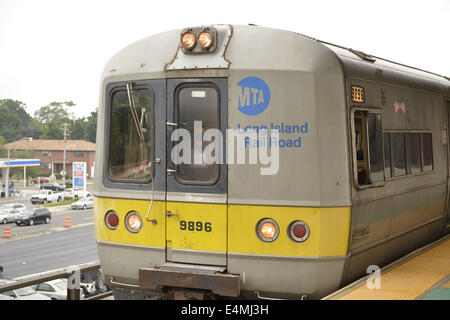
180, 220, 212, 232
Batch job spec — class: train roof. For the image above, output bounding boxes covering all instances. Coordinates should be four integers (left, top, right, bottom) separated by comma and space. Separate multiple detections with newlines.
102, 24, 450, 96
317, 38, 450, 95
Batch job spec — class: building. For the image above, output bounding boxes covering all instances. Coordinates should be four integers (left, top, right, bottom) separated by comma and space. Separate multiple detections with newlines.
5, 139, 96, 179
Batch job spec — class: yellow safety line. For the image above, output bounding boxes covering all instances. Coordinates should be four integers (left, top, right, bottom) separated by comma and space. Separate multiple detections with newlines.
323, 234, 450, 300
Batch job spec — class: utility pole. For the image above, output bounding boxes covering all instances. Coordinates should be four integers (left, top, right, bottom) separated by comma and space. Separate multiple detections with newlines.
62, 123, 68, 187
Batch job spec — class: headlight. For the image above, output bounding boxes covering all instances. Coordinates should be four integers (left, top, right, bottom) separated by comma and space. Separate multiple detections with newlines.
197, 30, 213, 49
256, 218, 279, 242
180, 31, 196, 50
125, 211, 143, 233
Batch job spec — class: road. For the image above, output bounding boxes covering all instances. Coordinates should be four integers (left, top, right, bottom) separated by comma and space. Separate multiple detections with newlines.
0, 225, 98, 279
0, 195, 98, 279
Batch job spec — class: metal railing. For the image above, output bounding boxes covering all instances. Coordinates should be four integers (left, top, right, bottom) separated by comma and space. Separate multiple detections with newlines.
0, 260, 113, 300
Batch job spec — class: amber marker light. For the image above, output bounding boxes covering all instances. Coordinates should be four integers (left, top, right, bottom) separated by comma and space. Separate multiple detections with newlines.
125, 211, 143, 233
256, 218, 279, 242
181, 31, 196, 50
197, 30, 213, 49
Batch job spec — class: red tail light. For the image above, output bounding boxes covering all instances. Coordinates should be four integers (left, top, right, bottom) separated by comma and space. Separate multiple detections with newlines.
105, 210, 119, 230
288, 221, 310, 242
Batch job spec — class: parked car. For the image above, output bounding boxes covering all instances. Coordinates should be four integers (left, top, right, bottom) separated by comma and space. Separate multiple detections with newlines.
30, 189, 64, 204
40, 182, 65, 192
64, 188, 92, 199
15, 207, 51, 226
0, 279, 50, 300
32, 279, 85, 300
31, 177, 50, 184
0, 207, 22, 224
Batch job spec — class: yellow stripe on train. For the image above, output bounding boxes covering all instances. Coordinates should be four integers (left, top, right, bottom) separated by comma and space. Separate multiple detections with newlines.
94, 197, 351, 257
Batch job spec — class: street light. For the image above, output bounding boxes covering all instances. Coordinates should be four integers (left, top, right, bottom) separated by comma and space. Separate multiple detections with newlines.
63, 144, 74, 188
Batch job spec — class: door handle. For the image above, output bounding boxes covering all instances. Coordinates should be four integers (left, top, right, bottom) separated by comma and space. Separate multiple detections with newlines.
167, 169, 176, 175
166, 211, 177, 217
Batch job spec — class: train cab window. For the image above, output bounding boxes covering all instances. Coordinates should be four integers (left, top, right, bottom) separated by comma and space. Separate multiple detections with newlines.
353, 110, 384, 187
174, 85, 220, 185
108, 86, 155, 182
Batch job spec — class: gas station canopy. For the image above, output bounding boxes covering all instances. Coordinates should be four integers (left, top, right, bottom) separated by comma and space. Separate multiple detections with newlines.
0, 159, 40, 168
0, 158, 40, 198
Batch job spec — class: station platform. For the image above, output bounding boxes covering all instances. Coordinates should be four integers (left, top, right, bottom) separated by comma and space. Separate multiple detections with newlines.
323, 233, 450, 300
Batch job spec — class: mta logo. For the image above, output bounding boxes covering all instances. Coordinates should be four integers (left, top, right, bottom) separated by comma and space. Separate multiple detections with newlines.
238, 77, 271, 116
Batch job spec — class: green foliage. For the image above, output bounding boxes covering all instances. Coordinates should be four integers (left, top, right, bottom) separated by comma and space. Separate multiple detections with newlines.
34, 101, 74, 125
0, 98, 96, 146
68, 109, 97, 143
0, 100, 28, 142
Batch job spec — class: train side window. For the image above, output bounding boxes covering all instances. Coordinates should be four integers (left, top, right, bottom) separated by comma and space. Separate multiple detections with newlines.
367, 113, 384, 183
353, 110, 384, 187
384, 133, 391, 178
421, 133, 433, 171
409, 133, 422, 174
391, 133, 407, 177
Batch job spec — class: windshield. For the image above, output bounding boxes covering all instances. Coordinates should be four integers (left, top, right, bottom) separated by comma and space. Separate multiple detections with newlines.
40, 190, 49, 194
108, 85, 155, 182
16, 286, 36, 296
22, 209, 37, 216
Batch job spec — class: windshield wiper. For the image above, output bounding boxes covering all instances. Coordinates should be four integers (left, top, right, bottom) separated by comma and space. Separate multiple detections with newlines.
126, 82, 145, 146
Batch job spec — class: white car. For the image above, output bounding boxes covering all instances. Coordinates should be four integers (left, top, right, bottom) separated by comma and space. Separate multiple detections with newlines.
64, 188, 92, 199
33, 279, 85, 300
0, 203, 26, 213
0, 207, 22, 224
71, 197, 94, 210
0, 279, 50, 300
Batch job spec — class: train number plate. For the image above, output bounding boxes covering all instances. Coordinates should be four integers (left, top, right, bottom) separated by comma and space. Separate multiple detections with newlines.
179, 220, 212, 232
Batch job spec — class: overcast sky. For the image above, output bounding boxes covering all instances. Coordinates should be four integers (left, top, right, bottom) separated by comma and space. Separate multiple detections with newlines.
0, 0, 448, 118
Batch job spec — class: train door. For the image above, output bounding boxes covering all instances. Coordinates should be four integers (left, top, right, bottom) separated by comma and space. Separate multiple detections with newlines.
165, 78, 228, 266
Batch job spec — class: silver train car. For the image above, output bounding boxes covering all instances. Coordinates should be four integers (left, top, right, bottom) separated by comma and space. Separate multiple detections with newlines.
92, 25, 450, 299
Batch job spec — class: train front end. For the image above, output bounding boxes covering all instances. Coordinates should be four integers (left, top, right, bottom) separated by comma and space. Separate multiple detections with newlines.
93, 25, 352, 299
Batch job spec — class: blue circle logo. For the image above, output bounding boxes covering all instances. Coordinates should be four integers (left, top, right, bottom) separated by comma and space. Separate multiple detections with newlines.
237, 77, 271, 116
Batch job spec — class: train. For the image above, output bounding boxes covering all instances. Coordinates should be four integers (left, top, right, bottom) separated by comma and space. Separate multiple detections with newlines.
92, 24, 450, 299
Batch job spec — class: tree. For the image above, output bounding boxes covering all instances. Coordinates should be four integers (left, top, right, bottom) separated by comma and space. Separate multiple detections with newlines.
34, 101, 74, 125
85, 110, 98, 143
67, 109, 97, 142
70, 118, 87, 140
35, 101, 75, 140
0, 135, 6, 158
21, 119, 43, 139
0, 99, 32, 142
0, 105, 22, 142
